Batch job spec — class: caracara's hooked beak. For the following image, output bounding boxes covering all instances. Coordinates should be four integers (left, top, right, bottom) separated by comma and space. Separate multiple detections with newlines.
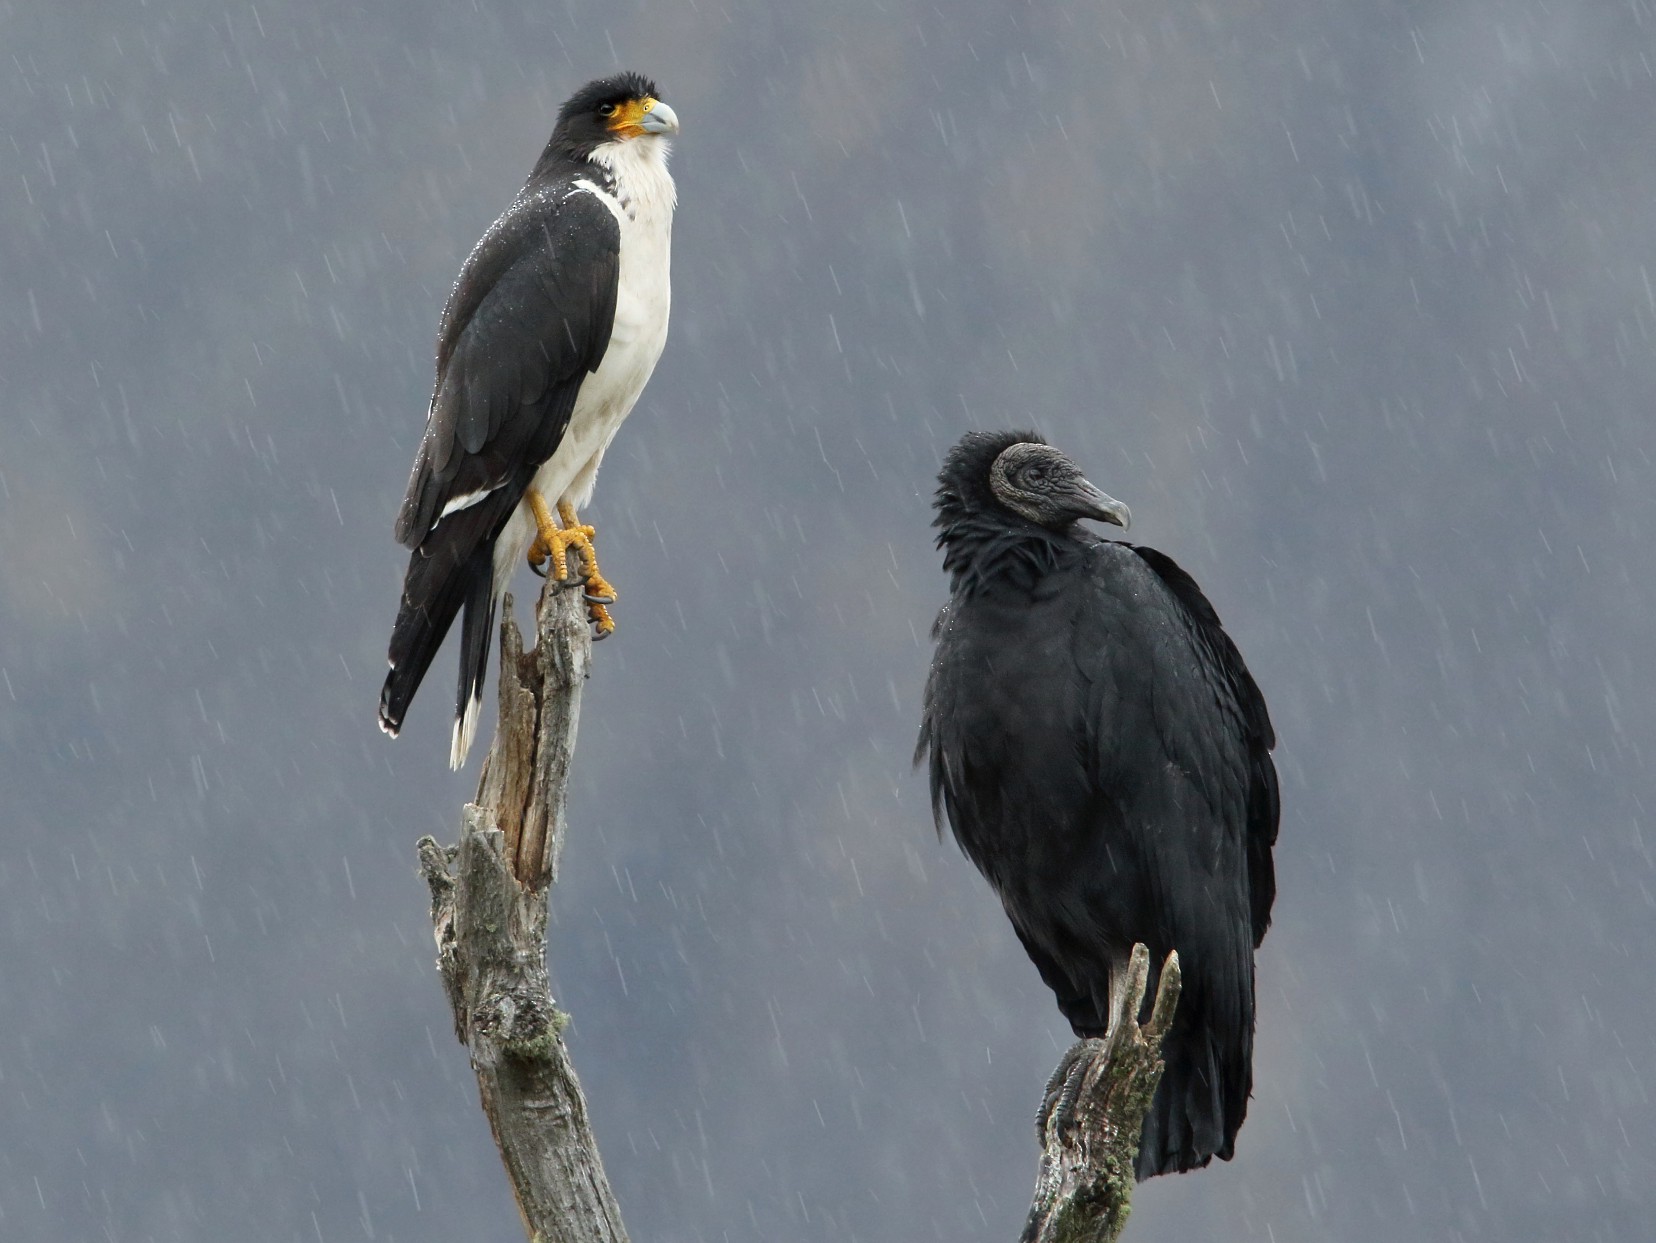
609, 97, 679, 139
637, 99, 679, 135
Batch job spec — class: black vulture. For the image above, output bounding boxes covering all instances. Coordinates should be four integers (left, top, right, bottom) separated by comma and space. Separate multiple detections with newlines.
915, 429, 1279, 1180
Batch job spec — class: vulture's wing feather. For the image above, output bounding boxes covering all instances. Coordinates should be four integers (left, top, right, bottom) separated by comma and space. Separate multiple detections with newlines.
1129, 545, 1279, 946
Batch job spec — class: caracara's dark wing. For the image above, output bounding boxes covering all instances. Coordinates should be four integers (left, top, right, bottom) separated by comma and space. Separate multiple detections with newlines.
379, 182, 619, 741
394, 186, 620, 548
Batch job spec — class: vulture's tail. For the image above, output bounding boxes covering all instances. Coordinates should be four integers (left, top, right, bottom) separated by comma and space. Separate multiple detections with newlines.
1132, 956, 1255, 1181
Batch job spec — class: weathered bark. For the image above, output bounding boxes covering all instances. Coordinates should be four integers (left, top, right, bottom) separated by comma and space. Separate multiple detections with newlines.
1020, 945, 1182, 1243
416, 581, 628, 1243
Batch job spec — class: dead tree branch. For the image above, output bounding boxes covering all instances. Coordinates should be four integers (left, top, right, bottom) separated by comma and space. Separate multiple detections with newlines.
1020, 945, 1182, 1243
416, 581, 627, 1243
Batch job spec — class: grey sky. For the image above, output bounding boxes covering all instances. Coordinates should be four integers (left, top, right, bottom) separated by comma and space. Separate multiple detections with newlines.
4, 1, 1652, 1239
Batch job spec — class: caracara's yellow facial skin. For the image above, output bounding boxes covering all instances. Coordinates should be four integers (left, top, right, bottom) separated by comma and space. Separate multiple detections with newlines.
605, 96, 663, 139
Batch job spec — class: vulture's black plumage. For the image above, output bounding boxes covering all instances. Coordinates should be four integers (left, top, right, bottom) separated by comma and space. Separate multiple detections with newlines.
916, 430, 1279, 1181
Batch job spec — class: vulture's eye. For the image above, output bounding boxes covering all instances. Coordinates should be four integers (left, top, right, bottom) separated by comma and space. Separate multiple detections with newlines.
1025, 467, 1047, 484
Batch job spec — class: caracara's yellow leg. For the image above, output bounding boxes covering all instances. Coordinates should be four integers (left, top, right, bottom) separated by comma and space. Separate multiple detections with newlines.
557, 501, 618, 637
524, 489, 577, 581
525, 492, 617, 634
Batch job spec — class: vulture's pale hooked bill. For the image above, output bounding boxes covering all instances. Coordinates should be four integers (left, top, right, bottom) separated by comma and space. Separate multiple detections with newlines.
916, 430, 1280, 1180
379, 73, 678, 767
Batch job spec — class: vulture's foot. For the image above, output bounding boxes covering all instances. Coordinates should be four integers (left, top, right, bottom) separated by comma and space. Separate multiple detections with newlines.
1036, 1038, 1109, 1143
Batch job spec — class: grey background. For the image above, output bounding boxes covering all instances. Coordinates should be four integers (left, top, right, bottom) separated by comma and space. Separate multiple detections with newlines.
4, 0, 1653, 1239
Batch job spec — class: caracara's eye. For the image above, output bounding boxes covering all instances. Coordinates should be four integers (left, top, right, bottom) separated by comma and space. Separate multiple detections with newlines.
597, 103, 617, 118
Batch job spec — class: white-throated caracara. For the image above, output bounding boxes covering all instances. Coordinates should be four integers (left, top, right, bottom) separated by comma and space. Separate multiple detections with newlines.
380, 72, 678, 767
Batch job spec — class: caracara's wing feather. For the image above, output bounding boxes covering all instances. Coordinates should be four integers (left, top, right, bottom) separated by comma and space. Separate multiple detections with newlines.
393, 183, 620, 550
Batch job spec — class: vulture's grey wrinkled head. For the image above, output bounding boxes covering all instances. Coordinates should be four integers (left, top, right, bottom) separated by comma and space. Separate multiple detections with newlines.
988, 442, 1132, 532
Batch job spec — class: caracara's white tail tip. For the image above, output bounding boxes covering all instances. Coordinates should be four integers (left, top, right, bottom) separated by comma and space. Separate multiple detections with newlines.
449, 695, 482, 770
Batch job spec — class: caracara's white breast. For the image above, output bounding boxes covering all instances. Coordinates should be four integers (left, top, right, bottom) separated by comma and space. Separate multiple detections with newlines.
531, 140, 675, 510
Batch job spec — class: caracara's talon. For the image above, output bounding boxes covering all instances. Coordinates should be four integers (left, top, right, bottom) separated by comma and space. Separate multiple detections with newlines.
525, 493, 618, 633
581, 576, 618, 605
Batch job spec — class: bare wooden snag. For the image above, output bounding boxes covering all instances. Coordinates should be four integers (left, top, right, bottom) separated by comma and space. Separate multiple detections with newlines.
416, 581, 628, 1243
1020, 945, 1182, 1243
413, 579, 1179, 1243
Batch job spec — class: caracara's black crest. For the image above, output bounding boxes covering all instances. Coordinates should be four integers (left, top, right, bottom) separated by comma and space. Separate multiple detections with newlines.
917, 429, 1280, 1181
557, 72, 660, 125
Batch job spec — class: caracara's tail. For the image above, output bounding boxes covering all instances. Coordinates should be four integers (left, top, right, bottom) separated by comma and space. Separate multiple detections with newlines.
379, 490, 517, 768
